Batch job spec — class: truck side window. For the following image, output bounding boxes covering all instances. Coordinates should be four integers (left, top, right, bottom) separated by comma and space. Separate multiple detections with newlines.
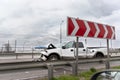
74, 42, 84, 48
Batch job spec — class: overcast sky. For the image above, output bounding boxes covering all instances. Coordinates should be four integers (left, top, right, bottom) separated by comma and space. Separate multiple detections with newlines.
0, 0, 120, 48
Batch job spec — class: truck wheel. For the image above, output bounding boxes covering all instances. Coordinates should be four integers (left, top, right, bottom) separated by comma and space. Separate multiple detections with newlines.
96, 53, 104, 58
48, 54, 59, 61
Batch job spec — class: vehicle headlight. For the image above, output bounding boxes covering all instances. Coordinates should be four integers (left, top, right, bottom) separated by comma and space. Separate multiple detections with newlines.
40, 51, 48, 56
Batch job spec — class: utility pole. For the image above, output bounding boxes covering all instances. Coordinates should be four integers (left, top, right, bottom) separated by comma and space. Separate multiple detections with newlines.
60, 20, 64, 44
8, 40, 9, 53
15, 40, 17, 52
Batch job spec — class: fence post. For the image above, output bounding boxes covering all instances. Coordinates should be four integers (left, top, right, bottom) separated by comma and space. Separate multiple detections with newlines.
15, 40, 17, 53
16, 53, 18, 59
70, 62, 77, 76
32, 48, 34, 59
47, 64, 54, 80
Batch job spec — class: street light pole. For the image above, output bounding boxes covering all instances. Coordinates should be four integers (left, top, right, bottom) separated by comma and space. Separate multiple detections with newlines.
60, 20, 64, 44
23, 41, 27, 52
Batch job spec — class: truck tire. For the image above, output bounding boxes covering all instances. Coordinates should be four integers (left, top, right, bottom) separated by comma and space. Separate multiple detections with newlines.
95, 53, 104, 58
48, 54, 59, 61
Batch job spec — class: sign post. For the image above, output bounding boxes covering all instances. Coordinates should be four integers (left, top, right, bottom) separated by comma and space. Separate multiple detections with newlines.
106, 39, 110, 69
67, 17, 115, 75
75, 37, 79, 75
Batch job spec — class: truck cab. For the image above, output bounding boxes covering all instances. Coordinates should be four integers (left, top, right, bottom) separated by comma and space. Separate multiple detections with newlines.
61, 41, 87, 58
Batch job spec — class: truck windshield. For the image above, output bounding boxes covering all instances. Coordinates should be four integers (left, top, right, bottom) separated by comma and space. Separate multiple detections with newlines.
64, 41, 74, 48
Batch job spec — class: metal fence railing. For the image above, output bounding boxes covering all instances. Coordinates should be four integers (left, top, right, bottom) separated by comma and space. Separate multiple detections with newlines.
0, 53, 41, 59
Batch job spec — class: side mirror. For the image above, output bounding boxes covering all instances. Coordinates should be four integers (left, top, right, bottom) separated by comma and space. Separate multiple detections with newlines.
62, 46, 66, 49
90, 70, 120, 80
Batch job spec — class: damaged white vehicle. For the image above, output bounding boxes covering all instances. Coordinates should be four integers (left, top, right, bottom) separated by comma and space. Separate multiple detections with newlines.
38, 41, 108, 61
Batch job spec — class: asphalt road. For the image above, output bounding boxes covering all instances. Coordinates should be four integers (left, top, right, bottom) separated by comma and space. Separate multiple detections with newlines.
0, 60, 120, 80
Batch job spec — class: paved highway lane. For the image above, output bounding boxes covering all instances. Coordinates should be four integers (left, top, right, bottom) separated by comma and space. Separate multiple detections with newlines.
0, 68, 48, 80
0, 60, 120, 80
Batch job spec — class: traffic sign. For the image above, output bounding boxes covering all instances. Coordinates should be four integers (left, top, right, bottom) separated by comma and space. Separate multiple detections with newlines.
67, 17, 115, 40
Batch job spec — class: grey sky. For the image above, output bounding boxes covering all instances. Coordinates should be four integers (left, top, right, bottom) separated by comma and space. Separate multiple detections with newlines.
0, 0, 120, 47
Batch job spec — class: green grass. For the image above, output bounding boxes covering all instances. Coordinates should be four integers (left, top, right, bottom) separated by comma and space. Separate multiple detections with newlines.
113, 66, 120, 69
52, 68, 97, 80
79, 68, 97, 80
52, 75, 79, 80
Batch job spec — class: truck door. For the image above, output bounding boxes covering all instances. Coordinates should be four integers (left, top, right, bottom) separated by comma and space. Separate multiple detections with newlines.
75, 42, 87, 58
61, 41, 75, 58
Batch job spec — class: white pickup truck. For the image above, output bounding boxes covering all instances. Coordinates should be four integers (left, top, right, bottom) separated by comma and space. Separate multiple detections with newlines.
39, 41, 108, 61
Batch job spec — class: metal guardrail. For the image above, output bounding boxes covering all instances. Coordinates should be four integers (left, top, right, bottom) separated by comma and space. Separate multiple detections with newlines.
1, 57, 120, 71
0, 46, 42, 54
0, 57, 120, 80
